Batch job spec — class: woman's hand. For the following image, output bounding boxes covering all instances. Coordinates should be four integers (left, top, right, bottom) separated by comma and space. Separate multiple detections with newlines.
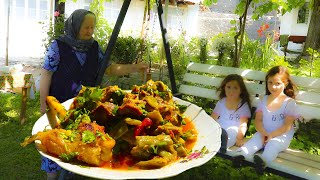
39, 69, 52, 115
40, 103, 47, 115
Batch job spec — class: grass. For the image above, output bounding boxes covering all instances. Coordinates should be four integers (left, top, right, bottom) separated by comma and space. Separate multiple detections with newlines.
0, 92, 286, 180
0, 92, 46, 179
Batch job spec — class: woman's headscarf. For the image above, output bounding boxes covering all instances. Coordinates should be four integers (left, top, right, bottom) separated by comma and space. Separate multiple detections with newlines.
58, 9, 96, 52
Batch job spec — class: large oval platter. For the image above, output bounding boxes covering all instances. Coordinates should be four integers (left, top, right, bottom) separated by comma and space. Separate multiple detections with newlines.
32, 97, 221, 179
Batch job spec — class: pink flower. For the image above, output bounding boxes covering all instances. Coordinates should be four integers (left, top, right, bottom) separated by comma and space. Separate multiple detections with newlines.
187, 152, 202, 159
54, 11, 60, 17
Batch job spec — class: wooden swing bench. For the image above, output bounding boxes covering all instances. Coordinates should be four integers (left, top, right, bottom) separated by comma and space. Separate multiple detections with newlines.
178, 62, 320, 179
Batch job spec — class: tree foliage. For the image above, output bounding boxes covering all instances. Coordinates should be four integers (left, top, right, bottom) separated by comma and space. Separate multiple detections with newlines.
203, 0, 306, 67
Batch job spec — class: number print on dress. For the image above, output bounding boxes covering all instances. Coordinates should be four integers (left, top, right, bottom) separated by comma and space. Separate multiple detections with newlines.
235, 114, 240, 121
229, 114, 240, 121
229, 114, 234, 121
271, 114, 285, 121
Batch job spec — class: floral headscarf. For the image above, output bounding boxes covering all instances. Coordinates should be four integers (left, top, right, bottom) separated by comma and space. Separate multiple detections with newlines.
58, 9, 96, 52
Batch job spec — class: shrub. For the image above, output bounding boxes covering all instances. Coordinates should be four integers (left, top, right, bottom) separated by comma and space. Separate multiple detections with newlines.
210, 32, 234, 66
111, 36, 145, 64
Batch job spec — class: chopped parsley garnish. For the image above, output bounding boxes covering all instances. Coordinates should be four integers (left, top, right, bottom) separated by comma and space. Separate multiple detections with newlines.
69, 131, 78, 142
82, 130, 96, 143
64, 110, 91, 130
158, 92, 167, 99
176, 104, 188, 113
96, 130, 106, 141
112, 105, 119, 115
59, 152, 79, 162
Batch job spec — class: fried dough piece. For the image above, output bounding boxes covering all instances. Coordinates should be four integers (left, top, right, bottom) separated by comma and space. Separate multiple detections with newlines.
46, 96, 67, 128
21, 122, 115, 166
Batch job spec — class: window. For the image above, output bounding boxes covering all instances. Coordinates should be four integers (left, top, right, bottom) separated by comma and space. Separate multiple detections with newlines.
104, 0, 121, 24
16, 0, 25, 7
39, 0, 48, 20
28, 0, 37, 20
167, 7, 185, 34
84, 0, 92, 10
15, 0, 25, 18
297, 3, 310, 24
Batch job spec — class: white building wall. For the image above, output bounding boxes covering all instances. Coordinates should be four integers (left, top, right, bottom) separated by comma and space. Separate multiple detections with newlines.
0, 0, 52, 59
280, 2, 311, 36
65, 0, 199, 38
0, 0, 200, 63
0, 0, 204, 65
0, 0, 7, 58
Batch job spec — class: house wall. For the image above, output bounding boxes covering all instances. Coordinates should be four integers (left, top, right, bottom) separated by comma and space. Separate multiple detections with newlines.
0, 0, 7, 56
280, 3, 311, 36
0, 0, 200, 61
0, 0, 52, 59
65, 0, 200, 38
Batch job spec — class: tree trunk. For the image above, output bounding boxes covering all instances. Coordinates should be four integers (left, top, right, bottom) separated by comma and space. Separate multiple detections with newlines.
236, 0, 251, 67
233, 0, 251, 67
304, 0, 320, 53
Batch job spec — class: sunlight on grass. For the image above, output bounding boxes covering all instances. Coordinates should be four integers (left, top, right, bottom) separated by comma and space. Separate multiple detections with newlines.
4, 110, 19, 118
0, 121, 10, 125
3, 96, 18, 107
0, 92, 46, 179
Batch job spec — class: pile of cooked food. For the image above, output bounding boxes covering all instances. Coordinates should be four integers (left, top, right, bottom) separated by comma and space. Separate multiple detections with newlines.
21, 80, 198, 169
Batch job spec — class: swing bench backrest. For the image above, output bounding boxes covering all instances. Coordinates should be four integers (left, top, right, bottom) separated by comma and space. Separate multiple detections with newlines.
178, 62, 320, 179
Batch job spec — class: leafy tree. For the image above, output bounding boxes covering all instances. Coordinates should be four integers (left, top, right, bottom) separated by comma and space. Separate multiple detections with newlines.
233, 0, 306, 67
89, 0, 113, 51
203, 0, 305, 67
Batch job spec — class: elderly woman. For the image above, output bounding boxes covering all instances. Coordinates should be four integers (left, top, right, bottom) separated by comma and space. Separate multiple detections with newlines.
39, 9, 105, 179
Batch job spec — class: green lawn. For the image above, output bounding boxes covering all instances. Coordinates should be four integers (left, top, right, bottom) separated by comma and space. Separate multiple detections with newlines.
0, 92, 286, 180
0, 92, 46, 179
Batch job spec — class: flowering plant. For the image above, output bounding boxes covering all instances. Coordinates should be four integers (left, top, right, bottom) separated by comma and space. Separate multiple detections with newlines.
54, 11, 60, 17
257, 23, 279, 43
41, 11, 65, 53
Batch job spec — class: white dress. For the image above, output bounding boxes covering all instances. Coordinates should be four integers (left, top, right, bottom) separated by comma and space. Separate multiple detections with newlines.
236, 95, 299, 164
213, 98, 251, 148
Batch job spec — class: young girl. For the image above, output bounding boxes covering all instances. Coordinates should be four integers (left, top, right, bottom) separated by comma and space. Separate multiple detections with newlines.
234, 66, 299, 173
211, 74, 252, 153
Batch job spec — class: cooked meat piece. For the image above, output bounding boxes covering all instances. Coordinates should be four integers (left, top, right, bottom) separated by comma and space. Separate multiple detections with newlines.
91, 102, 117, 124
118, 103, 144, 118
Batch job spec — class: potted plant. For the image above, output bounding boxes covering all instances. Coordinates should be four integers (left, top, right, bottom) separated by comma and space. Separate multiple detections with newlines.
106, 36, 148, 77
